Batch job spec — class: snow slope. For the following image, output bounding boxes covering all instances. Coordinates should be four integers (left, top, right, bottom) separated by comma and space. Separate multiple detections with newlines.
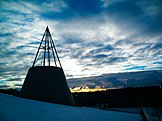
0, 93, 140, 121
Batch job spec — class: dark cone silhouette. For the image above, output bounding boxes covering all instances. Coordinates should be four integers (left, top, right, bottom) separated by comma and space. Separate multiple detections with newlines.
21, 26, 75, 106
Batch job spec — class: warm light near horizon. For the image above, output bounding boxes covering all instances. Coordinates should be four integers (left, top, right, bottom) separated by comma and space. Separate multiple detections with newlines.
70, 86, 119, 93
70, 87, 106, 93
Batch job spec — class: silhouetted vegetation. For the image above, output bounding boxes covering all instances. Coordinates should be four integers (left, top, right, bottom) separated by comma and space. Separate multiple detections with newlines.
0, 86, 162, 108
0, 88, 20, 96
72, 86, 162, 108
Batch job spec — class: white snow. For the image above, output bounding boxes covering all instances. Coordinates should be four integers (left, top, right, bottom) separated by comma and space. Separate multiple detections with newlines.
0, 93, 140, 121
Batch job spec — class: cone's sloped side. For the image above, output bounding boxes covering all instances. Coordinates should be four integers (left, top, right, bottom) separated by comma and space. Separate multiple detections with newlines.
21, 66, 75, 106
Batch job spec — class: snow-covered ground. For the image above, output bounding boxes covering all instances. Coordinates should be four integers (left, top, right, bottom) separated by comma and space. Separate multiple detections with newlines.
0, 93, 140, 121
107, 107, 162, 121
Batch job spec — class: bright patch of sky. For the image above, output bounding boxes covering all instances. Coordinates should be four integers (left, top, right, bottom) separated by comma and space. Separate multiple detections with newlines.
0, 0, 162, 88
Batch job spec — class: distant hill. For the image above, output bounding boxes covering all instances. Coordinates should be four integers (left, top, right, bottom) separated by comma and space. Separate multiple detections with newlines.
68, 70, 162, 88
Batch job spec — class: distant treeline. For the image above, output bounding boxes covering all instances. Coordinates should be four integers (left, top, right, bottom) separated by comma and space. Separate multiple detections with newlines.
0, 86, 162, 107
0, 88, 20, 96
72, 86, 162, 108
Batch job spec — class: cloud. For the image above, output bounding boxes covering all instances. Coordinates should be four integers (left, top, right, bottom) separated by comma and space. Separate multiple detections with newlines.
0, 0, 162, 88
64, 0, 103, 16
104, 0, 162, 36
106, 1, 143, 19
68, 70, 162, 88
40, 0, 104, 20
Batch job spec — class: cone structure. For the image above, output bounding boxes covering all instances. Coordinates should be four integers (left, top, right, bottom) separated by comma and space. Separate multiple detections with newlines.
21, 26, 75, 105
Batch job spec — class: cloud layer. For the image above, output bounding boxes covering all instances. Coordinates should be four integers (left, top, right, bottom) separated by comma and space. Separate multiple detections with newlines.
0, 0, 162, 88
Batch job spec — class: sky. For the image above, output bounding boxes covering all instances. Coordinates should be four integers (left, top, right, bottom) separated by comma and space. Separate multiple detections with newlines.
0, 0, 162, 89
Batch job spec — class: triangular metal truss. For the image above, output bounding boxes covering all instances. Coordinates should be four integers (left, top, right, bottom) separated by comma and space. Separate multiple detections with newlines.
32, 26, 62, 68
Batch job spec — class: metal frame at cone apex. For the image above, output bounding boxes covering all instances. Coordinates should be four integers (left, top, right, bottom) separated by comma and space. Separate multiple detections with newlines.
21, 26, 75, 105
